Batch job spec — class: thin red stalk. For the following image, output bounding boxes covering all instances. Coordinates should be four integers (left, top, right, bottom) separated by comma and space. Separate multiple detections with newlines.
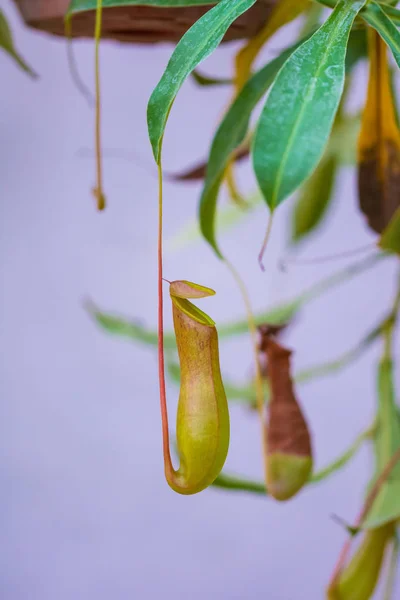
157, 162, 174, 479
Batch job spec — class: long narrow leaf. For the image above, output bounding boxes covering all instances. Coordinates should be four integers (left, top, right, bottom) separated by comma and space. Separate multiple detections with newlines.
199, 37, 310, 257
89, 253, 384, 348
363, 356, 400, 529
291, 154, 338, 243
362, 2, 400, 69
147, 0, 257, 163
253, 0, 366, 211
213, 428, 372, 495
0, 10, 37, 77
167, 314, 386, 406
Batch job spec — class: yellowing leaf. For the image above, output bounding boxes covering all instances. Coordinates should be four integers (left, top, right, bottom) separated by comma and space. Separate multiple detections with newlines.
358, 29, 400, 234
235, 0, 311, 92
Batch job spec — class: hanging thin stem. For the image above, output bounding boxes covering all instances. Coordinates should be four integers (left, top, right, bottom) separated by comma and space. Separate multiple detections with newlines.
224, 259, 267, 463
93, 0, 105, 210
281, 244, 376, 268
157, 161, 174, 481
258, 212, 274, 271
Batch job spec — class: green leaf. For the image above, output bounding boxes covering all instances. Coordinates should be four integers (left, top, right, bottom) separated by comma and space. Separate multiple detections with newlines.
212, 473, 267, 495
369, 2, 400, 27
199, 37, 309, 257
292, 154, 338, 243
311, 428, 373, 484
89, 254, 384, 352
86, 301, 176, 349
191, 69, 233, 87
166, 190, 262, 253
212, 427, 372, 495
68, 0, 219, 14
329, 113, 360, 166
0, 10, 37, 78
363, 357, 400, 529
147, 0, 257, 163
345, 27, 367, 71
379, 207, 400, 255
253, 0, 366, 211
168, 314, 385, 407
362, 2, 400, 69
218, 253, 384, 337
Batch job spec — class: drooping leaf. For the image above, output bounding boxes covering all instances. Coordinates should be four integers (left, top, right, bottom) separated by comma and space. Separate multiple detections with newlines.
86, 301, 176, 348
311, 427, 373, 484
345, 28, 367, 71
379, 207, 400, 255
0, 9, 37, 78
292, 154, 338, 243
147, 0, 257, 163
362, 2, 400, 69
212, 427, 372, 495
168, 314, 386, 407
90, 253, 384, 348
253, 0, 366, 212
362, 357, 400, 529
235, 0, 311, 91
379, 3, 400, 27
329, 113, 360, 167
191, 69, 233, 87
357, 29, 400, 234
167, 190, 261, 253
199, 37, 311, 256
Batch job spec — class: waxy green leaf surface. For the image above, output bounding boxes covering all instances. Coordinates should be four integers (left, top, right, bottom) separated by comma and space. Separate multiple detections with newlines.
362, 2, 400, 69
199, 37, 309, 257
146, 0, 257, 163
253, 0, 366, 211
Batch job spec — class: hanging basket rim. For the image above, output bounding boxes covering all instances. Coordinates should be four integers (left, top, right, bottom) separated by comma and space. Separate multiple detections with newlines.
13, 0, 277, 45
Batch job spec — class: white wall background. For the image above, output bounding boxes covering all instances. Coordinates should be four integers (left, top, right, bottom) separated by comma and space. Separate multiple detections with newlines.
1, 1, 399, 598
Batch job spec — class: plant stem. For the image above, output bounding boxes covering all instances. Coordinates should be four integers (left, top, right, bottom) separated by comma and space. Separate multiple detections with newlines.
258, 211, 274, 271
224, 259, 267, 466
94, 0, 105, 210
157, 161, 174, 482
328, 446, 400, 589
212, 425, 373, 494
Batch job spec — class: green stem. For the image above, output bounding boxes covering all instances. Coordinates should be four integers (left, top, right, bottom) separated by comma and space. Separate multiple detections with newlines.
94, 0, 105, 210
224, 258, 268, 475
212, 426, 373, 495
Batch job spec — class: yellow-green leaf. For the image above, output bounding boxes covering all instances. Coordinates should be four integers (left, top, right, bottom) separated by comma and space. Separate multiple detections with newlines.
379, 207, 400, 255
0, 9, 37, 77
